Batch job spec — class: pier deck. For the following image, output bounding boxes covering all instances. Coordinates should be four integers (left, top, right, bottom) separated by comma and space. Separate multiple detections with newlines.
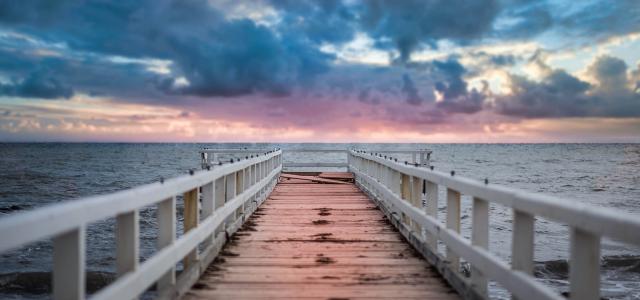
184, 173, 458, 299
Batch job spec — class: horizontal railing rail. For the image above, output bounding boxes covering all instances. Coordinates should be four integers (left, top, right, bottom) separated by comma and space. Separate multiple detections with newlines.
0, 149, 283, 300
348, 150, 640, 300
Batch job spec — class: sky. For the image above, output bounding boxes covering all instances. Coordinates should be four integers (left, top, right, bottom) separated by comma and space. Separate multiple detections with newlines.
0, 0, 639, 142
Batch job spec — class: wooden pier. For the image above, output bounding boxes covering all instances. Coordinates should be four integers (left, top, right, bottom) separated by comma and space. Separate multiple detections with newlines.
1, 148, 639, 300
185, 174, 457, 299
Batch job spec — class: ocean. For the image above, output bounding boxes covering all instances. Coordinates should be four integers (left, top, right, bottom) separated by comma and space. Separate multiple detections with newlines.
0, 143, 639, 299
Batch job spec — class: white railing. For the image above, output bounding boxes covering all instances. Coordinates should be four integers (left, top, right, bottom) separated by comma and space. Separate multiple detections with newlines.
0, 149, 283, 300
200, 147, 431, 171
348, 150, 640, 300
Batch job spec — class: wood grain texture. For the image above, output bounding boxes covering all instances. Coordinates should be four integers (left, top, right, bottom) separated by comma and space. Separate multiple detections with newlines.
184, 173, 458, 300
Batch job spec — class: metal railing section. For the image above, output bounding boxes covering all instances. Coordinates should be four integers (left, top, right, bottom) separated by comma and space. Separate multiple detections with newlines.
348, 150, 640, 300
0, 150, 283, 300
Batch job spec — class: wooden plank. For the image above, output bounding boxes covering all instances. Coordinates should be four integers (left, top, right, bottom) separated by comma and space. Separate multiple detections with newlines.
280, 173, 349, 184
185, 173, 458, 300
318, 172, 355, 181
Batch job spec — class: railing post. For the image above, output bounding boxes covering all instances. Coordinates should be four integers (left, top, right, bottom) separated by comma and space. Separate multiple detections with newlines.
425, 181, 438, 250
225, 172, 237, 225
53, 227, 85, 300
512, 210, 534, 276
446, 188, 461, 271
401, 173, 411, 226
183, 188, 199, 270
157, 196, 176, 293
570, 228, 600, 300
410, 176, 423, 235
116, 210, 139, 276
235, 169, 244, 220
250, 164, 257, 211
201, 182, 215, 247
214, 177, 226, 234
471, 197, 489, 296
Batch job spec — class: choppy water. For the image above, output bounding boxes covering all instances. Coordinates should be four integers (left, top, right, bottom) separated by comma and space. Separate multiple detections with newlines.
0, 143, 639, 299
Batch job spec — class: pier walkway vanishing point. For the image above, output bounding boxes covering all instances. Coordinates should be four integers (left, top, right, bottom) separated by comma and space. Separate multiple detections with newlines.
1, 148, 639, 300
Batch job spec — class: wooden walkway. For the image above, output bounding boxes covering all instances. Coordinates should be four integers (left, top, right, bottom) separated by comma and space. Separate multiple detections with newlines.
184, 173, 458, 300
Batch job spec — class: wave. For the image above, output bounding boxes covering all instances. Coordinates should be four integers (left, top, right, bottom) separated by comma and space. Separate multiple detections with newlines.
535, 255, 640, 280
0, 271, 115, 295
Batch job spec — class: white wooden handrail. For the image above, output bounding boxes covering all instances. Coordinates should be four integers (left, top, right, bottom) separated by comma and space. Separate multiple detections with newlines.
348, 150, 640, 300
200, 148, 431, 171
0, 150, 283, 300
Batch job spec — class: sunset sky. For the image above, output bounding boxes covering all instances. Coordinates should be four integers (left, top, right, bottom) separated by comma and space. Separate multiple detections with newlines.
1, 0, 639, 142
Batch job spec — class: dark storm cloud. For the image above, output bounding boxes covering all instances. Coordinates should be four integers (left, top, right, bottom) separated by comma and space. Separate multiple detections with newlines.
0, 0, 333, 98
493, 1, 554, 39
495, 55, 640, 118
0, 46, 168, 102
429, 59, 487, 114
495, 71, 592, 117
556, 0, 640, 43
0, 71, 73, 99
267, 0, 357, 45
359, 0, 500, 62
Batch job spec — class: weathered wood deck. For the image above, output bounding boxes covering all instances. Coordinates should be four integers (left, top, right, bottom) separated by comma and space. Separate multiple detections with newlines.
184, 173, 458, 300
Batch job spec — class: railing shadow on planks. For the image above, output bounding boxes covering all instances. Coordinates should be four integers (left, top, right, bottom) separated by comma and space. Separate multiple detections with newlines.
0, 148, 639, 300
0, 149, 283, 300
348, 150, 640, 300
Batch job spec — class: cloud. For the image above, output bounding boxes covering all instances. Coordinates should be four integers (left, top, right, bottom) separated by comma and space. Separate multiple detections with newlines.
0, 71, 73, 99
0, 0, 334, 98
495, 55, 640, 117
428, 58, 487, 113
493, 1, 553, 39
556, 0, 640, 43
267, 0, 357, 45
359, 0, 500, 62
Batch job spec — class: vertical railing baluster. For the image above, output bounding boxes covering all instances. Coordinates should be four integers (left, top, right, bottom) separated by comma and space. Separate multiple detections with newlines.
225, 172, 237, 225
446, 188, 461, 271
214, 177, 226, 234
53, 227, 85, 300
400, 173, 411, 226
512, 209, 534, 277
410, 176, 423, 235
157, 196, 176, 293
244, 166, 250, 207
425, 181, 438, 250
471, 197, 489, 295
250, 164, 256, 211
235, 169, 244, 219
201, 182, 215, 247
570, 228, 600, 300
182, 188, 199, 270
116, 210, 139, 276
